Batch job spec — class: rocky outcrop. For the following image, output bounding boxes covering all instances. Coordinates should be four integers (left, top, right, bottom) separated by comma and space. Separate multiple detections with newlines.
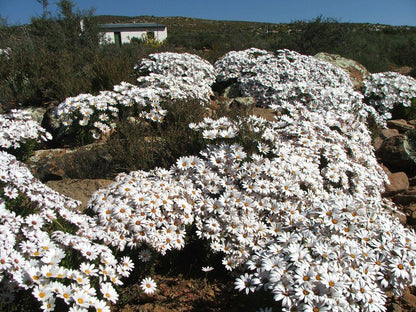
375, 120, 416, 228
384, 171, 409, 196
46, 179, 113, 210
25, 142, 114, 182
314, 52, 370, 90
387, 119, 415, 133
376, 127, 416, 177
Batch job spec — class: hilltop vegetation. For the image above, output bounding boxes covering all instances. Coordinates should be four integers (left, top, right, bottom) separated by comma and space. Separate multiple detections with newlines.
96, 14, 416, 72
0, 2, 415, 109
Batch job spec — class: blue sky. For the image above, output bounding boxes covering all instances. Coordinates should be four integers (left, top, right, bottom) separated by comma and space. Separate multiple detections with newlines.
1, 0, 416, 26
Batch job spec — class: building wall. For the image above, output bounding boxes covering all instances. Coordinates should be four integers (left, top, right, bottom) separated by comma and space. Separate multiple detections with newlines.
100, 28, 167, 45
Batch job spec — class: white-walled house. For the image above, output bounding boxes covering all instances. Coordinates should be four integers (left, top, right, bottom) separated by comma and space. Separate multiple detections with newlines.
99, 23, 167, 45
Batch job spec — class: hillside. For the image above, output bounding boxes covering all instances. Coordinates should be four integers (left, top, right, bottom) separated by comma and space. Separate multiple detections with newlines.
0, 13, 415, 107
93, 15, 416, 66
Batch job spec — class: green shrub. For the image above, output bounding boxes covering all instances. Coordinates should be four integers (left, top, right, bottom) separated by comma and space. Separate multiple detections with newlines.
106, 99, 207, 175
391, 97, 416, 120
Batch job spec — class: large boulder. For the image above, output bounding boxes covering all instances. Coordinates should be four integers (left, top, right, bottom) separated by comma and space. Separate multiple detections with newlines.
384, 171, 409, 196
387, 119, 415, 133
376, 130, 416, 176
25, 142, 114, 181
314, 52, 370, 90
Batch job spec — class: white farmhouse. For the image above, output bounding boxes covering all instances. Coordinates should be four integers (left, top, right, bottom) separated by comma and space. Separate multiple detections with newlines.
99, 23, 167, 45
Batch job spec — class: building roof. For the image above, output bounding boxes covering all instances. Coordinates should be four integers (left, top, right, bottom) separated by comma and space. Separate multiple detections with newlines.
99, 23, 166, 30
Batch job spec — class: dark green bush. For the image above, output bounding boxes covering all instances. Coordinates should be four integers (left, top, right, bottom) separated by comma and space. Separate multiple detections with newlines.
391, 98, 416, 120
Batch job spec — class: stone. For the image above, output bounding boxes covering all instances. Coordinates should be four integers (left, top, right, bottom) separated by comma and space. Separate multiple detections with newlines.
376, 132, 416, 177
314, 52, 370, 90
25, 142, 113, 182
384, 172, 409, 196
380, 128, 400, 139
46, 179, 113, 210
392, 194, 416, 205
251, 107, 276, 121
22, 107, 47, 125
223, 83, 242, 98
409, 177, 416, 186
393, 211, 407, 225
406, 186, 416, 195
402, 288, 416, 311
229, 97, 256, 108
41, 102, 62, 133
381, 164, 391, 175
406, 203, 416, 212
372, 136, 384, 152
387, 119, 414, 133
392, 303, 402, 312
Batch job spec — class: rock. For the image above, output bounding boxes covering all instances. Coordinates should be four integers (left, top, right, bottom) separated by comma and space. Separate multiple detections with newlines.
251, 107, 276, 121
376, 132, 416, 177
41, 102, 61, 133
409, 177, 416, 187
384, 172, 409, 196
392, 194, 416, 205
381, 164, 391, 175
373, 136, 384, 152
22, 107, 47, 125
137, 303, 170, 312
393, 210, 407, 225
314, 52, 370, 90
402, 288, 416, 311
380, 128, 400, 139
229, 97, 256, 108
46, 179, 113, 210
406, 186, 416, 195
406, 203, 416, 212
387, 119, 414, 133
223, 83, 242, 98
392, 302, 402, 312
25, 142, 114, 181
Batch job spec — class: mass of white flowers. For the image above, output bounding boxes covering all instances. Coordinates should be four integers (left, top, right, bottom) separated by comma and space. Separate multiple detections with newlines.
0, 115, 133, 311
214, 48, 357, 109
0, 109, 52, 149
87, 49, 416, 312
363, 71, 416, 126
86, 167, 201, 254
135, 52, 216, 87
54, 52, 215, 140
3, 48, 416, 312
